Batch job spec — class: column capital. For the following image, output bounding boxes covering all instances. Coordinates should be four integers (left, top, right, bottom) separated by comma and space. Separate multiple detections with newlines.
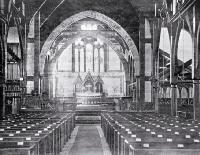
74, 43, 84, 50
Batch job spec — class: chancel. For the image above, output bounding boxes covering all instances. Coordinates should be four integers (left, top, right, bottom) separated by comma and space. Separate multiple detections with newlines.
1, 0, 200, 155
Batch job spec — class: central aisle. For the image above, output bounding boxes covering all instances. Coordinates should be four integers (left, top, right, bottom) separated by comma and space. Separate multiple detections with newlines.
60, 125, 111, 155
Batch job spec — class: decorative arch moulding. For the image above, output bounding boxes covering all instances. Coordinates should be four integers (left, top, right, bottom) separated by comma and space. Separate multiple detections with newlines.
40, 10, 139, 75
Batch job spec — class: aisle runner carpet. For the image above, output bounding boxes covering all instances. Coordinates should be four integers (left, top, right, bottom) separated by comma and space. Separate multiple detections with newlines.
68, 125, 103, 155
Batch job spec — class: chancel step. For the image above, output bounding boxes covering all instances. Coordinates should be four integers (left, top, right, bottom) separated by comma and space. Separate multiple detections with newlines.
75, 105, 101, 124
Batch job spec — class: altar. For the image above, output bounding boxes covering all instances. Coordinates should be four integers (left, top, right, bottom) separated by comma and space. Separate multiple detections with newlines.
76, 92, 102, 104
74, 72, 104, 104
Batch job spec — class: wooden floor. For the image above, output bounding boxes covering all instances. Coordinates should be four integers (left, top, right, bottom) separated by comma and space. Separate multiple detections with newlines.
60, 125, 111, 155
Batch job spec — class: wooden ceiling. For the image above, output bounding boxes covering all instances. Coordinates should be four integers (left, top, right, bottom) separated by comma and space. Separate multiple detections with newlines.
24, 0, 163, 49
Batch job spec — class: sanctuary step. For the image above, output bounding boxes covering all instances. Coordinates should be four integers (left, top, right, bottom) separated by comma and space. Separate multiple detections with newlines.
75, 105, 101, 124
75, 116, 101, 124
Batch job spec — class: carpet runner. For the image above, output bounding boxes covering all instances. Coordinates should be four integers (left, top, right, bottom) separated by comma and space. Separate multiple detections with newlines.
60, 125, 111, 155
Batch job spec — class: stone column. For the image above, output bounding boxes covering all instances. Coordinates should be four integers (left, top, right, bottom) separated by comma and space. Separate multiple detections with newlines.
92, 45, 95, 72
84, 46, 86, 72
72, 43, 75, 72
78, 49, 80, 72
98, 48, 100, 73
104, 44, 108, 72
94, 43, 103, 73
75, 43, 84, 72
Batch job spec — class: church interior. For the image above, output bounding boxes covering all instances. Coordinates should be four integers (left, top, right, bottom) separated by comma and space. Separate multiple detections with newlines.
1, 0, 200, 154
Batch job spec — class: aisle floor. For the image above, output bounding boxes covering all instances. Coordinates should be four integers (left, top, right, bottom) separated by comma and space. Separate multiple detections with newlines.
60, 125, 111, 155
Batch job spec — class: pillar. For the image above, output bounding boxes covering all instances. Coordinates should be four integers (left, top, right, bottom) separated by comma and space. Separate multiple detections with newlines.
125, 81, 130, 96
104, 44, 108, 72
84, 46, 86, 72
171, 84, 177, 116
152, 17, 162, 113
192, 5, 200, 120
193, 81, 200, 120
0, 19, 6, 116
138, 14, 153, 111
92, 45, 95, 72
138, 16, 145, 110
0, 0, 6, 116
34, 12, 40, 93
136, 76, 140, 111
72, 43, 75, 72
169, 19, 179, 116
78, 48, 80, 72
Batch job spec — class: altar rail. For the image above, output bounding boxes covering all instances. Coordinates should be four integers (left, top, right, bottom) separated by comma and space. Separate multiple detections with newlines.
21, 96, 56, 111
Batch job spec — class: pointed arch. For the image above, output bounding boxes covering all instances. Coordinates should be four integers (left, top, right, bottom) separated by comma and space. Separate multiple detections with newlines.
40, 10, 139, 75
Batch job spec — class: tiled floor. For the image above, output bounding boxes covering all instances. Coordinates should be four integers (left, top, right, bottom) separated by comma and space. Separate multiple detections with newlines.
60, 125, 111, 155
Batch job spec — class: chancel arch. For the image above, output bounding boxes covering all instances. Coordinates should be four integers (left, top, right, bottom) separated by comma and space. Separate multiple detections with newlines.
39, 11, 139, 100
40, 10, 139, 76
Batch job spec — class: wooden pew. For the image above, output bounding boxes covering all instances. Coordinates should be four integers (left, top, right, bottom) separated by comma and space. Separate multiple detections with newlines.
0, 111, 75, 155
0, 141, 38, 155
101, 112, 200, 155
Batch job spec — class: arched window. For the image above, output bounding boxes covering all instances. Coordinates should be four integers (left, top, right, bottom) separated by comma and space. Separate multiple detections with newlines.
166, 87, 171, 98
177, 29, 192, 63
75, 48, 79, 72
177, 88, 180, 98
7, 27, 21, 80
181, 87, 188, 99
94, 48, 98, 72
159, 87, 164, 98
159, 27, 171, 54
189, 87, 193, 98
100, 48, 104, 72
86, 44, 93, 72
80, 48, 84, 72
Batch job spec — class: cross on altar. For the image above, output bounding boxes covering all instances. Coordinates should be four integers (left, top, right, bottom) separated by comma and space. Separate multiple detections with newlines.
85, 83, 93, 92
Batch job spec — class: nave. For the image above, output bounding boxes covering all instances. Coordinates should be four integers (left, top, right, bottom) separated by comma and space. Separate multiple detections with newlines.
1, 0, 200, 154
1, 109, 200, 155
